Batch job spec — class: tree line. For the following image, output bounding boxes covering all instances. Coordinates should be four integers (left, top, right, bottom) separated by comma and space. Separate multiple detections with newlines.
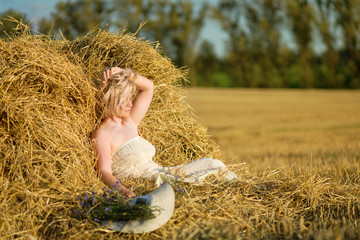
1, 0, 359, 88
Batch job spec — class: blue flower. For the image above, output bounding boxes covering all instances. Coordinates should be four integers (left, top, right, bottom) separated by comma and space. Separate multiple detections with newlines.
94, 218, 99, 222
105, 207, 110, 212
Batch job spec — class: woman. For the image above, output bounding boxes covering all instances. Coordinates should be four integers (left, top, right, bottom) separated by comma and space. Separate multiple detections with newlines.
92, 67, 237, 198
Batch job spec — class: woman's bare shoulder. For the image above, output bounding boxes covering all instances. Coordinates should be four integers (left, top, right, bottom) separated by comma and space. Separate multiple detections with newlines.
92, 122, 112, 141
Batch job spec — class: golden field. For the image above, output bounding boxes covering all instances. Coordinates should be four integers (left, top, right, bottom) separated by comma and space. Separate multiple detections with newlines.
186, 88, 360, 171
178, 88, 360, 239
1, 28, 360, 239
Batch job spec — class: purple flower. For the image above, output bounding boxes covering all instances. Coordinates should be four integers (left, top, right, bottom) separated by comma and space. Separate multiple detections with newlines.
105, 207, 110, 212
74, 208, 80, 215
176, 186, 184, 194
94, 218, 99, 222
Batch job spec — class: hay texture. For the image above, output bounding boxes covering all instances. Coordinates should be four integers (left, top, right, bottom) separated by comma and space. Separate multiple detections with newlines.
0, 34, 101, 238
1, 28, 359, 240
0, 29, 221, 239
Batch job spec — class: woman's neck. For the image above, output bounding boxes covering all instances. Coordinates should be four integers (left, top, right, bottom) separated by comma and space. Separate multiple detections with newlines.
109, 115, 126, 126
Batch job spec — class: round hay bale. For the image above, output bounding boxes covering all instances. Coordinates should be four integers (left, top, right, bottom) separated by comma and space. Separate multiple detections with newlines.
0, 34, 103, 238
0, 30, 222, 239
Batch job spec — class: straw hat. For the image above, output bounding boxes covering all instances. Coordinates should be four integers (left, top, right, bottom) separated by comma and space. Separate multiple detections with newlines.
102, 183, 175, 233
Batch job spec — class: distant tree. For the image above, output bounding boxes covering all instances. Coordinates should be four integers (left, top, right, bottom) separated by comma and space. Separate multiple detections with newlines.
213, 0, 246, 54
212, 0, 248, 87
313, 0, 339, 88
193, 40, 219, 86
285, 0, 316, 88
213, 0, 285, 87
245, 0, 284, 87
0, 9, 30, 38
333, 0, 360, 88
38, 0, 206, 72
143, 0, 208, 68
110, 0, 154, 34
39, 0, 111, 39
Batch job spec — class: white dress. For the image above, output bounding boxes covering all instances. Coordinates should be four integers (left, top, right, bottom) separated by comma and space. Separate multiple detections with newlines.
111, 136, 238, 186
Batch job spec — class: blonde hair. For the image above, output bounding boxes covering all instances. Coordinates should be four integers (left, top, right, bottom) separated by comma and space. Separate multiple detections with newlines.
99, 68, 136, 117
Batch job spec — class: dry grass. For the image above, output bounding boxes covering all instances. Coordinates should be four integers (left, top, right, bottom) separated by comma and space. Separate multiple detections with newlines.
185, 88, 360, 238
0, 25, 359, 239
187, 88, 360, 170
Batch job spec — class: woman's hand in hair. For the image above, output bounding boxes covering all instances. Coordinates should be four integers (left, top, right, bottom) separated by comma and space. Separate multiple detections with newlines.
101, 67, 123, 84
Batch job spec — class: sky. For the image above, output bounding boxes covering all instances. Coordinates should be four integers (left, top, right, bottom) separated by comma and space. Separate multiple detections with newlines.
0, 0, 228, 56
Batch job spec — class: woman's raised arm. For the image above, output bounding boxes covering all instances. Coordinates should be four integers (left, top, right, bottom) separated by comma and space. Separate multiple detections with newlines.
129, 72, 154, 126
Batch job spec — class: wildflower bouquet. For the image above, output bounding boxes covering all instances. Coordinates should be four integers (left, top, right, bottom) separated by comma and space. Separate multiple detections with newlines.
73, 182, 159, 222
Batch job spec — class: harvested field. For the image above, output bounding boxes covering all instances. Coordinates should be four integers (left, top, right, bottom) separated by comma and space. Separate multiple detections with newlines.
186, 88, 360, 171
186, 88, 360, 238
0, 26, 359, 239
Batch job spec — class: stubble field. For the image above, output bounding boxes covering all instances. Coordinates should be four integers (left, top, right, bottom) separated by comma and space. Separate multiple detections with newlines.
183, 88, 360, 239
186, 88, 360, 171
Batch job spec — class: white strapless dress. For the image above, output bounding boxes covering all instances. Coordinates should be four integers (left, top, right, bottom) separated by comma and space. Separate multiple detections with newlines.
111, 136, 238, 186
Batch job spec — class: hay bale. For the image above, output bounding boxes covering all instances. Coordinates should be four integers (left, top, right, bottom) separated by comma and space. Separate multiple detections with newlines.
0, 34, 102, 238
56, 30, 222, 165
0, 29, 222, 239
